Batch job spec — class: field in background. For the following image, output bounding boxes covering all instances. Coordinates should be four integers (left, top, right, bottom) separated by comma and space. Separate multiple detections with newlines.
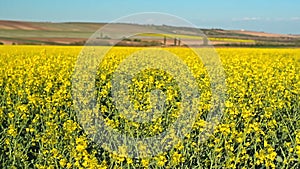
0, 20, 300, 47
0, 46, 299, 168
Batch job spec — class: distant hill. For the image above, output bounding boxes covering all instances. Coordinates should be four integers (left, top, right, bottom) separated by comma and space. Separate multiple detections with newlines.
0, 20, 299, 47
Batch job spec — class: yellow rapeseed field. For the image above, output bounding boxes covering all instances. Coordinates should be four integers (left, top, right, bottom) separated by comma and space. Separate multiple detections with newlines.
0, 45, 299, 168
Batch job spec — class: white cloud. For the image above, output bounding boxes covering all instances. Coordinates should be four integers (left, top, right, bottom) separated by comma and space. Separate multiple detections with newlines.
232, 17, 300, 22
232, 17, 261, 21
290, 17, 300, 21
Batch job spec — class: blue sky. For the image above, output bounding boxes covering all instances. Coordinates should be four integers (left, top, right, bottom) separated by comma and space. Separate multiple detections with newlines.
0, 0, 299, 34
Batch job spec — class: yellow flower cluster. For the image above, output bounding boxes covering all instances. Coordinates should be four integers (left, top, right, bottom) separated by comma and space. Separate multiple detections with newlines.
0, 46, 299, 168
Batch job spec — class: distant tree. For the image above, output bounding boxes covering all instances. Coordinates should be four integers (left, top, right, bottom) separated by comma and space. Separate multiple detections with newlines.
203, 37, 208, 46
133, 38, 141, 42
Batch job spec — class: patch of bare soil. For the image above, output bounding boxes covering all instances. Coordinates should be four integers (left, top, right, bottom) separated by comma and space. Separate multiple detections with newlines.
231, 30, 296, 38
0, 20, 46, 30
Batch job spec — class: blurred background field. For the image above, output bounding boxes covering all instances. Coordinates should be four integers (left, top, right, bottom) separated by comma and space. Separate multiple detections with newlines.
1, 20, 300, 47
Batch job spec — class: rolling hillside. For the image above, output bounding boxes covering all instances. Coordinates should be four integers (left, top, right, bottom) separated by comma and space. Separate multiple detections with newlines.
0, 20, 299, 47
